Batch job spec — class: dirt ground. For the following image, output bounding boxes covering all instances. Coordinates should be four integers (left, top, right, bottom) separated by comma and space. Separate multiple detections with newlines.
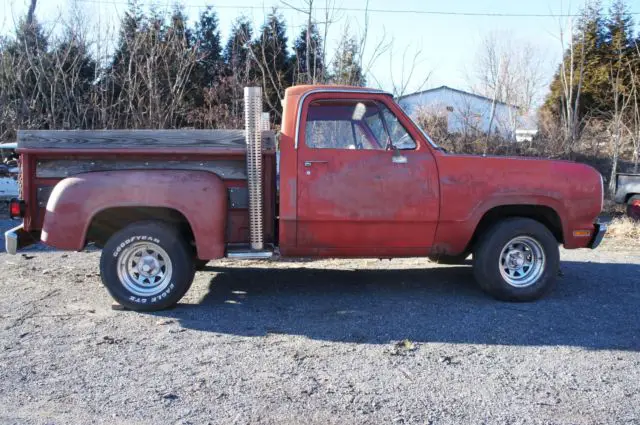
0, 218, 639, 425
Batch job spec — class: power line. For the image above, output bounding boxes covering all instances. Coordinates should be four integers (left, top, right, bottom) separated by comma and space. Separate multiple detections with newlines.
75, 0, 640, 18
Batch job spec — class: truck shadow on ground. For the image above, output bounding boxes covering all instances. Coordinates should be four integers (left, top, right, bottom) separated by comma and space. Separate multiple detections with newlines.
156, 261, 638, 350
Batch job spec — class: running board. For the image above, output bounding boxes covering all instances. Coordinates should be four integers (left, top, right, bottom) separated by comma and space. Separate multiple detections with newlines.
226, 249, 274, 259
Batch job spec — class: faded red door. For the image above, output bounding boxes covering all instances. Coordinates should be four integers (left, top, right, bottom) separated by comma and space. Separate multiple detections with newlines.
296, 95, 440, 256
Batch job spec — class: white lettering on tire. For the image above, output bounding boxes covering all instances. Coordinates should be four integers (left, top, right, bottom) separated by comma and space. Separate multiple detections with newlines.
113, 236, 162, 257
128, 283, 175, 304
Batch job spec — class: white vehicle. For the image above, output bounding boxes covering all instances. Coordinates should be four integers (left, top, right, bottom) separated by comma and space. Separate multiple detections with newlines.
0, 142, 19, 201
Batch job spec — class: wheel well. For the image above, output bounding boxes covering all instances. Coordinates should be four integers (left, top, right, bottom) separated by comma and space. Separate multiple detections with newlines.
625, 193, 640, 203
469, 205, 564, 250
86, 207, 195, 247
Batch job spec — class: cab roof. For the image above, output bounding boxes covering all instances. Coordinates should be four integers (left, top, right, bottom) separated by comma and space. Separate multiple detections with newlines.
284, 85, 390, 97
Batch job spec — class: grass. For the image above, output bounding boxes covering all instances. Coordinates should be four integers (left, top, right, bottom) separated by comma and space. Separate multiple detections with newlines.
606, 216, 640, 240
602, 216, 640, 249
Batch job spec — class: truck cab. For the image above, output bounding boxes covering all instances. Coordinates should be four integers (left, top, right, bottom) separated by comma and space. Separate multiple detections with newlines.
5, 85, 606, 311
277, 86, 440, 257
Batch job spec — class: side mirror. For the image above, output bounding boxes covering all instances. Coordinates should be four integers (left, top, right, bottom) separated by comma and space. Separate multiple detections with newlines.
392, 147, 408, 164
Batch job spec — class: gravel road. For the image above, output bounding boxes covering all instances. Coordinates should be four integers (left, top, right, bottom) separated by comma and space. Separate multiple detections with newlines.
0, 219, 639, 425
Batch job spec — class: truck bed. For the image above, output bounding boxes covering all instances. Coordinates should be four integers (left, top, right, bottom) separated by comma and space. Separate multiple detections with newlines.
16, 129, 277, 245
614, 172, 640, 204
18, 129, 276, 151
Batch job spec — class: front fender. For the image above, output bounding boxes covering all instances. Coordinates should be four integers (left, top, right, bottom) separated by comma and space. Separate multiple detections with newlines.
42, 170, 227, 259
471, 194, 568, 236
432, 194, 567, 255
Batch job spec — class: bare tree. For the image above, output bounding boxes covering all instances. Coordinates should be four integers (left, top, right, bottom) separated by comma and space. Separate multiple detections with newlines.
245, 9, 291, 118
330, 24, 365, 86
282, 0, 316, 84
557, 18, 586, 153
356, 0, 391, 80
629, 41, 640, 172
385, 41, 432, 98
607, 46, 635, 195
320, 0, 341, 83
282, 0, 340, 85
470, 31, 548, 140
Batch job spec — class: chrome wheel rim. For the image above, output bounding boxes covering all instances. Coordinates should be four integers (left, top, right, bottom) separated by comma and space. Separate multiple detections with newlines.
117, 242, 172, 297
499, 236, 545, 288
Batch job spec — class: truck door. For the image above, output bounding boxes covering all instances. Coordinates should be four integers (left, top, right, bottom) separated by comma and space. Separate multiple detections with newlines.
296, 95, 440, 256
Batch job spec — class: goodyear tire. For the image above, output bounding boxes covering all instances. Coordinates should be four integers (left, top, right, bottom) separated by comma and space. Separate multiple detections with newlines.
100, 221, 195, 311
473, 218, 559, 302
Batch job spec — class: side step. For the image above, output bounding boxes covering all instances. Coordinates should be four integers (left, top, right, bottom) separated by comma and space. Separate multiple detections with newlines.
226, 248, 275, 259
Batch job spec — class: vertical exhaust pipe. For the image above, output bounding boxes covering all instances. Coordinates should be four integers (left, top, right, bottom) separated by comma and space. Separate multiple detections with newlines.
244, 87, 264, 251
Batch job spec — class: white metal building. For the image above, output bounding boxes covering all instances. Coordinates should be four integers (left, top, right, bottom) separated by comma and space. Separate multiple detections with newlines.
398, 86, 522, 139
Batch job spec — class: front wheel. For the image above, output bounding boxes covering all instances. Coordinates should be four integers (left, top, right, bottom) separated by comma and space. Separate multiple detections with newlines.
473, 218, 559, 302
100, 221, 195, 311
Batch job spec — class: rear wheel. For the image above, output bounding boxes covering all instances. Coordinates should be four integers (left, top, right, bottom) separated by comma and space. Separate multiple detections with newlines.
627, 195, 640, 221
100, 221, 195, 311
473, 218, 559, 301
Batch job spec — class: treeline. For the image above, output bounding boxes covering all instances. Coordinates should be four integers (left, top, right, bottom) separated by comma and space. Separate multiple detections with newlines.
0, 0, 365, 140
540, 0, 640, 190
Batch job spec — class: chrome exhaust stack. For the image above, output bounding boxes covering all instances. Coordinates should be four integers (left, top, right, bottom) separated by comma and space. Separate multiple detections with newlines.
244, 87, 264, 251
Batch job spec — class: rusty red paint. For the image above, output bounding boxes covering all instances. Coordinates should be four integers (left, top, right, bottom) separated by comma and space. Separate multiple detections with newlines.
15, 84, 603, 259
41, 170, 228, 259
278, 85, 602, 256
19, 147, 276, 255
434, 154, 602, 251
21, 153, 35, 231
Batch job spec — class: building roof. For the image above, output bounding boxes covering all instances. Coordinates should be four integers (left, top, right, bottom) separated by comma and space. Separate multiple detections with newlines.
398, 85, 517, 109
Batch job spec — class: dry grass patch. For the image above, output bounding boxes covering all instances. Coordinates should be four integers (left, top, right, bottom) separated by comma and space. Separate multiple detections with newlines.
602, 216, 640, 248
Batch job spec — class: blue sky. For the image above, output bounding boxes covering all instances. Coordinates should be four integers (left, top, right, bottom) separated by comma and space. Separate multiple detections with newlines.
1, 0, 639, 98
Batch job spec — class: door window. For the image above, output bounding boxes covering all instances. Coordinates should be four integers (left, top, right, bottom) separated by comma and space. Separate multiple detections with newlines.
380, 108, 417, 150
304, 99, 416, 150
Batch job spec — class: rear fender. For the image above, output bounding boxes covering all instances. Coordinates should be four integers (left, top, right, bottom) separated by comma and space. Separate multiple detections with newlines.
42, 170, 227, 259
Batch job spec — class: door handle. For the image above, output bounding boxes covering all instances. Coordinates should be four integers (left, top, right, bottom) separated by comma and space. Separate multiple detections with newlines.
304, 160, 329, 167
392, 155, 408, 164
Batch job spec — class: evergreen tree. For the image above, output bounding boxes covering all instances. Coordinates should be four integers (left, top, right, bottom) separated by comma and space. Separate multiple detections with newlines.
606, 0, 635, 52
541, 0, 638, 125
194, 6, 222, 82
169, 4, 192, 47
186, 6, 224, 127
603, 0, 635, 110
574, 0, 609, 116
1, 12, 49, 132
53, 30, 97, 127
252, 10, 292, 115
331, 33, 365, 86
292, 23, 324, 84
219, 17, 254, 126
107, 0, 144, 123
223, 16, 252, 69
111, 0, 143, 70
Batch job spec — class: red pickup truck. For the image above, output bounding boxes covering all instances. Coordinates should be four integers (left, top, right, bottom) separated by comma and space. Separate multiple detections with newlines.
5, 85, 606, 310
